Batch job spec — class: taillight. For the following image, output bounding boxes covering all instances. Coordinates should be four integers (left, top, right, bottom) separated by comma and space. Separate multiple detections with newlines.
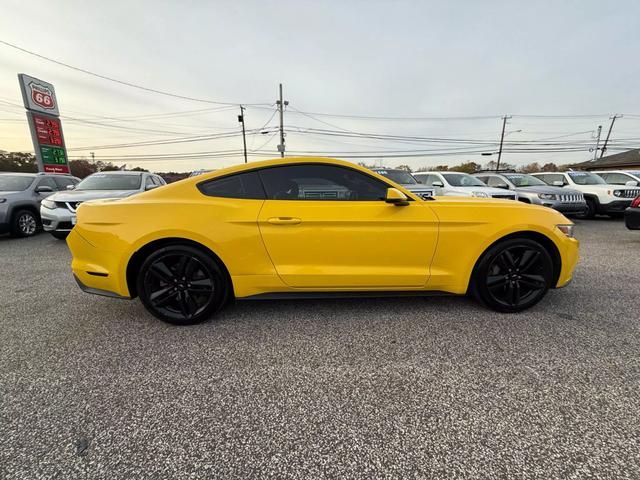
632, 196, 640, 208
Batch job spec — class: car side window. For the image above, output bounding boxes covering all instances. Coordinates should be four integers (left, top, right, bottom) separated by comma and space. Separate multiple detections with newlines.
37, 177, 58, 191
417, 174, 439, 186
603, 173, 631, 185
53, 176, 75, 190
259, 164, 389, 201
145, 176, 155, 189
198, 171, 265, 199
487, 176, 508, 188
154, 175, 166, 185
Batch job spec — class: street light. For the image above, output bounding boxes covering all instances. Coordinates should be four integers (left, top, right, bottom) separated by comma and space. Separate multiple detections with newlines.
481, 130, 522, 170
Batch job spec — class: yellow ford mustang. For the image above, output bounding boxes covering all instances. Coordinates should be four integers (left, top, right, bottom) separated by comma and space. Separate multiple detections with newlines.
68, 157, 579, 325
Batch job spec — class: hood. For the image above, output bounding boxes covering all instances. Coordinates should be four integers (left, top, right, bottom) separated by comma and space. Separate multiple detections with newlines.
516, 185, 581, 195
48, 189, 140, 202
402, 184, 435, 191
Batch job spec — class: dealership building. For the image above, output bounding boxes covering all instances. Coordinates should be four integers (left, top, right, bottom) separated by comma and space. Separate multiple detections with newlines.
571, 149, 640, 171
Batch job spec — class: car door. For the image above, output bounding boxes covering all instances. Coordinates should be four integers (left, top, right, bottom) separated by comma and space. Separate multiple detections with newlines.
257, 163, 439, 289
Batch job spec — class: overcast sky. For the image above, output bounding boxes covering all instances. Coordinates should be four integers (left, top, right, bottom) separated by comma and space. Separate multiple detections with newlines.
1, 0, 639, 172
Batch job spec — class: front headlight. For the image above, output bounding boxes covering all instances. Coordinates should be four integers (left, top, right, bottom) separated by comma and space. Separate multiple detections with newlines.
538, 193, 557, 200
557, 224, 575, 238
41, 199, 56, 209
613, 190, 623, 197
472, 191, 489, 198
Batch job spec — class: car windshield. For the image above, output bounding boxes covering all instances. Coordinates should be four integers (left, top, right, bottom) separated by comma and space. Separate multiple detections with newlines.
504, 174, 547, 187
443, 173, 486, 187
0, 175, 34, 191
568, 172, 606, 185
375, 170, 417, 184
76, 174, 142, 191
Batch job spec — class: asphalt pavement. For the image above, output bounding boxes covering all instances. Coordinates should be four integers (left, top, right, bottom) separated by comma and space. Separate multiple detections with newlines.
1, 219, 639, 479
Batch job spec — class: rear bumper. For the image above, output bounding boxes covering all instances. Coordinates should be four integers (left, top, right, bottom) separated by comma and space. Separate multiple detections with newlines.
68, 228, 131, 297
74, 274, 130, 299
625, 207, 640, 230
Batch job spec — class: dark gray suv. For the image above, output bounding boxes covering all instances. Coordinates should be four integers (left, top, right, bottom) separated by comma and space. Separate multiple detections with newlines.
0, 172, 80, 237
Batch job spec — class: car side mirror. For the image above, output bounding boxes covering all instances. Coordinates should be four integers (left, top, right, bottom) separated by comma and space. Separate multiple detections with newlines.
385, 188, 409, 206
552, 180, 564, 187
495, 184, 509, 189
432, 181, 444, 188
66, 184, 76, 190
35, 185, 54, 193
625, 180, 638, 186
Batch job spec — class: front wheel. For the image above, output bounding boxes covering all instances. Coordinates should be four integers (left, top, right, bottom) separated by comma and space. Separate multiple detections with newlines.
136, 245, 229, 325
471, 238, 554, 313
10, 210, 39, 237
576, 199, 596, 219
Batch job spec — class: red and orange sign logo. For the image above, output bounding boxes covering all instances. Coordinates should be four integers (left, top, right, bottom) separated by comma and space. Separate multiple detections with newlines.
29, 82, 55, 110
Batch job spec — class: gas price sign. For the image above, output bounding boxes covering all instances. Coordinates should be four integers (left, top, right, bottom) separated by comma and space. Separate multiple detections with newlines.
18, 74, 70, 174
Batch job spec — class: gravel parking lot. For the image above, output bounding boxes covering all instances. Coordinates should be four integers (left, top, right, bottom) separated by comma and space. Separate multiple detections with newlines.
1, 219, 639, 479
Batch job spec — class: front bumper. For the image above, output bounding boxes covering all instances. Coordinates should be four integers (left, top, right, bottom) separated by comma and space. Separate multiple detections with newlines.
555, 236, 579, 289
40, 206, 74, 232
598, 200, 632, 214
552, 202, 588, 215
625, 207, 640, 230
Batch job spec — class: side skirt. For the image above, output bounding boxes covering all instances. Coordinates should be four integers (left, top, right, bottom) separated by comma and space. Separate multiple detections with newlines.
239, 290, 454, 301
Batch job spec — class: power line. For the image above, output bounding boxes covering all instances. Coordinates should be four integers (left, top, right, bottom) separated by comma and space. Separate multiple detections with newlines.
0, 39, 272, 106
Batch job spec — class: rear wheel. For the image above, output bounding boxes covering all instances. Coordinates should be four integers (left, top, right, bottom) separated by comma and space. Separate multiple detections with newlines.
136, 245, 229, 325
10, 210, 38, 237
471, 238, 553, 312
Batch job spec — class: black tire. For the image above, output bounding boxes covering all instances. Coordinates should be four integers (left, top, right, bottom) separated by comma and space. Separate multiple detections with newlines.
577, 198, 596, 219
136, 244, 229, 325
51, 231, 69, 240
470, 238, 554, 313
10, 209, 39, 237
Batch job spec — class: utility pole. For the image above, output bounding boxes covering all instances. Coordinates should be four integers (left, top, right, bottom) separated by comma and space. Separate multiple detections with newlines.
90, 151, 95, 163
238, 105, 247, 164
496, 115, 511, 171
592, 125, 602, 161
599, 114, 621, 159
276, 83, 288, 158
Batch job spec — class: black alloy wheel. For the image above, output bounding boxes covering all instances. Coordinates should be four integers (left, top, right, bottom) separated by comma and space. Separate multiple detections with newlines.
137, 245, 228, 325
472, 238, 553, 312
11, 209, 38, 237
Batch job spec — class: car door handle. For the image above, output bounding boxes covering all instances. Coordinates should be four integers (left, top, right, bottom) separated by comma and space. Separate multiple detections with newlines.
267, 217, 301, 225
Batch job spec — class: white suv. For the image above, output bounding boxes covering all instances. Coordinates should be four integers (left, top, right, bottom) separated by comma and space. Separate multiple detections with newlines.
532, 171, 640, 218
593, 170, 640, 187
413, 171, 517, 200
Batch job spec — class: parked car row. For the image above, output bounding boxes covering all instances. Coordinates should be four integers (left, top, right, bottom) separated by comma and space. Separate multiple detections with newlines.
374, 167, 640, 228
2, 166, 639, 241
0, 170, 166, 239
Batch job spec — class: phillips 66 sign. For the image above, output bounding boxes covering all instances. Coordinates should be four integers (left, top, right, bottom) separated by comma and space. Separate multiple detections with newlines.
18, 74, 70, 174
19, 74, 60, 116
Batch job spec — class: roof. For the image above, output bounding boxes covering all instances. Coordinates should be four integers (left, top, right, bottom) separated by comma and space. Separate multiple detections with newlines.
0, 172, 38, 177
570, 149, 640, 170
88, 170, 144, 176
